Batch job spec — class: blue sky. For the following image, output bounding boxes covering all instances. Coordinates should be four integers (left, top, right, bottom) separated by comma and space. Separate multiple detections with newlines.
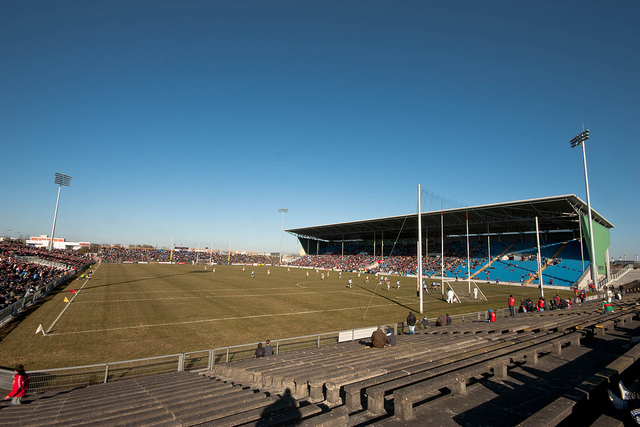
1, 1, 638, 258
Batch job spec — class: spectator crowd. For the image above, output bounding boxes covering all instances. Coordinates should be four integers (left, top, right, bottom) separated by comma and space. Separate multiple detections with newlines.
99, 247, 278, 265
1, 243, 92, 309
285, 241, 582, 288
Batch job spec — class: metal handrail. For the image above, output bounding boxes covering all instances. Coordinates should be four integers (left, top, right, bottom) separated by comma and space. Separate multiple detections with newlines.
599, 263, 633, 288
19, 306, 519, 394
0, 265, 87, 327
11, 289, 614, 395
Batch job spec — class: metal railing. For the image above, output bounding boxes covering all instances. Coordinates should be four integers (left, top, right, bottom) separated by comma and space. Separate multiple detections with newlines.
24, 332, 352, 393
0, 264, 88, 327
20, 306, 523, 394
599, 263, 634, 288
10, 292, 611, 394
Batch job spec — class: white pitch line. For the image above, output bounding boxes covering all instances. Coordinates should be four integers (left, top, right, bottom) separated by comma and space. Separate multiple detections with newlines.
45, 263, 100, 334
86, 286, 305, 295
70, 289, 372, 304
45, 302, 399, 336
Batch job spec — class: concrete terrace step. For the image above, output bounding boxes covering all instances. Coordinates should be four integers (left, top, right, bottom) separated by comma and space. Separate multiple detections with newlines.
247, 334, 496, 395
0, 296, 637, 427
0, 372, 255, 427
3, 373, 231, 417
391, 332, 582, 421
175, 393, 277, 425
362, 331, 575, 416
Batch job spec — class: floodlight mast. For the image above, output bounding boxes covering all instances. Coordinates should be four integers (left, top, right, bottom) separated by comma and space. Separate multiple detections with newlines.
49, 172, 71, 251
570, 129, 599, 290
278, 208, 288, 264
417, 185, 423, 314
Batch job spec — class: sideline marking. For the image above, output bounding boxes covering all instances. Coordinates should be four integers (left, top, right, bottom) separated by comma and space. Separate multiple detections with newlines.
46, 301, 398, 336
71, 289, 370, 303
45, 263, 100, 335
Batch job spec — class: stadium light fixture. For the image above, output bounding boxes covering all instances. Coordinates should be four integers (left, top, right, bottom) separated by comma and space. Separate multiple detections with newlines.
49, 172, 72, 251
278, 208, 288, 264
570, 129, 589, 147
570, 129, 599, 289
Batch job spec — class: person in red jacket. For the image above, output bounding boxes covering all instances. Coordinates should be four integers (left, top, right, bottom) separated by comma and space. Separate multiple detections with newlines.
488, 309, 496, 322
538, 297, 545, 312
508, 295, 516, 317
4, 364, 29, 405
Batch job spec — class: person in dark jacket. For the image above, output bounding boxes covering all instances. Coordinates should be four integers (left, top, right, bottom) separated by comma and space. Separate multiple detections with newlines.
407, 311, 417, 334
253, 342, 266, 358
264, 340, 273, 356
371, 326, 386, 348
421, 314, 429, 329
386, 329, 397, 346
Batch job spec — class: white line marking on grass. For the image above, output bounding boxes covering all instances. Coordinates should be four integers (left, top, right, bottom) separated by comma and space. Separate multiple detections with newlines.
46, 302, 398, 336
86, 286, 317, 295
45, 263, 100, 334
71, 289, 372, 303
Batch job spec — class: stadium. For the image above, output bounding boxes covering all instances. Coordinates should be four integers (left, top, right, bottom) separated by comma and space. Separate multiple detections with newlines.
4, 0, 640, 423
2, 191, 640, 426
286, 193, 614, 290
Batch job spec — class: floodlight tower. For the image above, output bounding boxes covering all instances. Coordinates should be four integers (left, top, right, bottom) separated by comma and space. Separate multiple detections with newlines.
49, 172, 71, 251
278, 208, 288, 264
570, 129, 599, 289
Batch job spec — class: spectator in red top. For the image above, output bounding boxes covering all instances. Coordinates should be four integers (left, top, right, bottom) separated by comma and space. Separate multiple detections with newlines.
508, 295, 515, 317
488, 309, 496, 322
5, 364, 29, 405
538, 297, 545, 312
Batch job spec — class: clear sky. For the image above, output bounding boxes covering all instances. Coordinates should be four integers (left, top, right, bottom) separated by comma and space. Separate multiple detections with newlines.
1, 1, 638, 258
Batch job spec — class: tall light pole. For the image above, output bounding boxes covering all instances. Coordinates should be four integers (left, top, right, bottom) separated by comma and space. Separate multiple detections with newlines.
278, 208, 288, 264
417, 185, 423, 314
570, 129, 599, 289
49, 172, 71, 251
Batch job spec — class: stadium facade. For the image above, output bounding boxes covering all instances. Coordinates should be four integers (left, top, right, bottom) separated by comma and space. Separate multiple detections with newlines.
286, 194, 613, 286
25, 235, 91, 251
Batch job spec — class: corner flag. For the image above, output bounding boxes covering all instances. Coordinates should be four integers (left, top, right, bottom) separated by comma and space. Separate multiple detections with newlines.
64, 297, 69, 303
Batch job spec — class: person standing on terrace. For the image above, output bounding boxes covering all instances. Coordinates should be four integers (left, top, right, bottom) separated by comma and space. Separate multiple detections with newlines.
407, 311, 417, 334
509, 295, 516, 317
4, 365, 29, 405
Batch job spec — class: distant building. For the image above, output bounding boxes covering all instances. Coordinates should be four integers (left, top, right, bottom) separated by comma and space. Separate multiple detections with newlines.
26, 235, 91, 251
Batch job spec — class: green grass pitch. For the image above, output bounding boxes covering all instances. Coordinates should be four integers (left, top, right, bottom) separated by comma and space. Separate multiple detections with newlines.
0, 263, 573, 369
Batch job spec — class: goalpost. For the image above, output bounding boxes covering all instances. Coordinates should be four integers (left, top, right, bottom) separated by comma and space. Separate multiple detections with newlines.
444, 280, 487, 302
470, 281, 488, 301
442, 280, 460, 303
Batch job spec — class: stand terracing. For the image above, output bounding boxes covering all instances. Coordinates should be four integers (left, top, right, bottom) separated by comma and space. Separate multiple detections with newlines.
1, 298, 639, 426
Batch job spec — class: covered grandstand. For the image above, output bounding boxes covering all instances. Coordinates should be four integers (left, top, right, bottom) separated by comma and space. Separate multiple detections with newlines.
286, 194, 614, 288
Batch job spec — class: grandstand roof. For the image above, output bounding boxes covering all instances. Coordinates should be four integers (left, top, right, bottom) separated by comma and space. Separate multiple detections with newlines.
286, 194, 614, 243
